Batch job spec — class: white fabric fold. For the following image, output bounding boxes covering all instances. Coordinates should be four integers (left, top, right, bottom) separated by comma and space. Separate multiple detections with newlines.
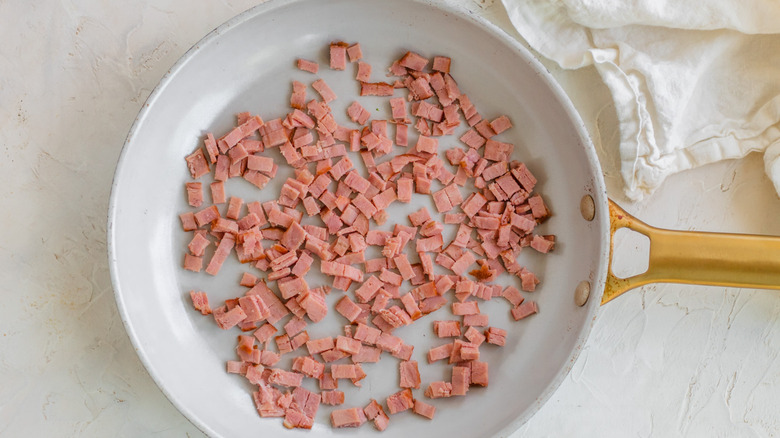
502, 0, 780, 200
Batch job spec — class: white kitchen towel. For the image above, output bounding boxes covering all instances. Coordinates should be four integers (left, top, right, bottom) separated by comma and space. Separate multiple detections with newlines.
501, 0, 780, 200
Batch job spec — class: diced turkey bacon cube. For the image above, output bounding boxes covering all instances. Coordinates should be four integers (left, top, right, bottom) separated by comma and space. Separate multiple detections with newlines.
330, 42, 348, 70
424, 381, 453, 399
511, 300, 538, 320
297, 58, 319, 73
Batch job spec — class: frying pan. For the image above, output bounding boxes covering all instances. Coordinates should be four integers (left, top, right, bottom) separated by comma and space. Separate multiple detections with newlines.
106, 0, 780, 436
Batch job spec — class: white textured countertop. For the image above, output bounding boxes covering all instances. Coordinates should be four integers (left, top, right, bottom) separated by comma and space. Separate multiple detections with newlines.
3, 0, 780, 436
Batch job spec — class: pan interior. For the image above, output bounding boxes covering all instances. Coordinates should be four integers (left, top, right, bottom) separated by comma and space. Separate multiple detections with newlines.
108, 0, 609, 436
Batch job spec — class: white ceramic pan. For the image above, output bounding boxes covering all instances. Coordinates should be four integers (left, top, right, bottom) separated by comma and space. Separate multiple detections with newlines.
107, 0, 780, 436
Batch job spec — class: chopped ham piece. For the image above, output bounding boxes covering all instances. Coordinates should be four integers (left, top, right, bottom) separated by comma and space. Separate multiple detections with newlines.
415, 135, 438, 154
356, 61, 372, 82
502, 286, 525, 307
471, 361, 489, 386
360, 82, 394, 96
336, 336, 362, 355
322, 390, 345, 406
450, 366, 470, 397
179, 212, 197, 231
297, 58, 319, 73
490, 115, 512, 134
331, 364, 359, 379
428, 343, 453, 363
330, 42, 348, 70
432, 56, 451, 73
347, 43, 363, 62
185, 182, 203, 207
205, 234, 235, 276
312, 79, 337, 103
399, 51, 429, 70
464, 326, 486, 346
511, 300, 538, 320
399, 360, 421, 389
424, 381, 453, 399
452, 301, 479, 315
187, 233, 210, 257
189, 291, 211, 315
214, 305, 246, 330
347, 101, 371, 125
335, 296, 363, 322
352, 345, 382, 363
485, 327, 507, 346
386, 388, 415, 414
460, 304, 488, 321
185, 148, 209, 179
434, 320, 461, 338
331, 407, 364, 428
353, 323, 381, 345
413, 399, 436, 419
519, 269, 540, 292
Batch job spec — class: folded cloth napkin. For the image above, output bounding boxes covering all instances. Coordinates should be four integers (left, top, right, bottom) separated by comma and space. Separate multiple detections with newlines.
501, 0, 780, 200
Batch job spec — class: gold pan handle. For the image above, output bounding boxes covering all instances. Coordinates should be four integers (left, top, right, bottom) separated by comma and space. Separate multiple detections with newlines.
602, 200, 780, 304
